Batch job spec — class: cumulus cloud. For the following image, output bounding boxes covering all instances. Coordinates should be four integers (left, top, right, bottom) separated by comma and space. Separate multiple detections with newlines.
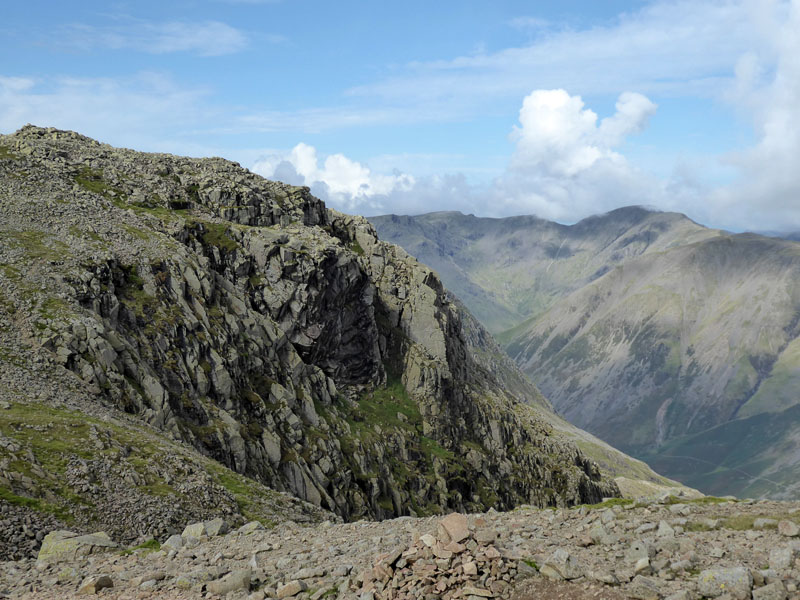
493, 89, 658, 221
249, 89, 660, 222
252, 144, 416, 213
706, 0, 800, 231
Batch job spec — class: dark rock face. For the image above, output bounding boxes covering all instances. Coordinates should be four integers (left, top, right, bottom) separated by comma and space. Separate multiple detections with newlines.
0, 125, 617, 523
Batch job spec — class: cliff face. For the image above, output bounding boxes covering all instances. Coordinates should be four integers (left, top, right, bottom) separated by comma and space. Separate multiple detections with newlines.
0, 126, 617, 525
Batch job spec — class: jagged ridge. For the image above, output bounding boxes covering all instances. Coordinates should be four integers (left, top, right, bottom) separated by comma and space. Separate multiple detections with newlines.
0, 126, 617, 533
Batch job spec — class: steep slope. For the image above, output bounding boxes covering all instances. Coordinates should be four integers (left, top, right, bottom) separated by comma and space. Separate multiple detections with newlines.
504, 233, 800, 497
0, 126, 619, 542
372, 210, 800, 498
370, 208, 719, 333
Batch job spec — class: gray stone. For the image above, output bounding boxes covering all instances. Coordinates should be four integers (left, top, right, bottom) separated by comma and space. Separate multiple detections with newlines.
627, 575, 662, 600
277, 580, 308, 598
238, 521, 264, 535
753, 518, 778, 530
778, 520, 800, 537
753, 582, 788, 600
439, 513, 470, 543
543, 548, 583, 580
207, 568, 252, 596
205, 518, 230, 537
77, 575, 113, 595
769, 547, 796, 570
634, 557, 652, 575
625, 540, 654, 564
291, 566, 326, 579
697, 567, 753, 599
38, 531, 117, 563
162, 534, 184, 552
657, 520, 675, 538
182, 522, 206, 538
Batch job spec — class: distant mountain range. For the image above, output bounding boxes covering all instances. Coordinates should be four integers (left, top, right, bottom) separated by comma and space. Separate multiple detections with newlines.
371, 207, 800, 499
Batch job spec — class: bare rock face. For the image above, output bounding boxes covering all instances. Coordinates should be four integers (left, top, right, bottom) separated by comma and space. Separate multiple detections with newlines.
0, 126, 617, 543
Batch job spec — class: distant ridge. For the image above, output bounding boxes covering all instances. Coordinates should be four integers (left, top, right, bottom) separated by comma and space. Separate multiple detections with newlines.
372, 208, 800, 499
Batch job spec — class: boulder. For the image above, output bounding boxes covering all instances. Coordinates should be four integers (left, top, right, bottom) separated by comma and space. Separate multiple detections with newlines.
206, 568, 251, 596
77, 575, 113, 595
778, 520, 799, 537
753, 581, 788, 600
542, 548, 583, 580
439, 513, 470, 543
697, 567, 753, 600
38, 531, 117, 563
627, 575, 662, 600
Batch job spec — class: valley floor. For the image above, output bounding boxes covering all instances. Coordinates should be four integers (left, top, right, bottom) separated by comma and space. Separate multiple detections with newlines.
3, 495, 800, 599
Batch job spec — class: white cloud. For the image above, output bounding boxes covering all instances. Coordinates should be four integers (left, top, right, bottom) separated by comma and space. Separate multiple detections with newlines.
0, 73, 214, 151
490, 89, 658, 221
703, 0, 800, 231
62, 20, 249, 56
252, 144, 416, 213
348, 1, 763, 110
248, 89, 660, 222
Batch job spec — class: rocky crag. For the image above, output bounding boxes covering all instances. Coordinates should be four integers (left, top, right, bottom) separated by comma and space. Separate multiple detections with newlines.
0, 126, 626, 559
4, 494, 800, 599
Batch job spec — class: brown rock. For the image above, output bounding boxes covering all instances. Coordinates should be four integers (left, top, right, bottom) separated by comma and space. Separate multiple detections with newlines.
462, 585, 493, 597
778, 520, 800, 537
445, 541, 466, 553
277, 580, 308, 598
440, 513, 470, 544
77, 575, 113, 595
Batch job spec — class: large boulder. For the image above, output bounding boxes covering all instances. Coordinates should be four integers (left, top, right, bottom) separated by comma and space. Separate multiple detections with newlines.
697, 567, 753, 600
37, 530, 117, 563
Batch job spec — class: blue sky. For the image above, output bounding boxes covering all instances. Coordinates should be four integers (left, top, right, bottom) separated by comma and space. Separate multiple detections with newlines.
2, 1, 799, 231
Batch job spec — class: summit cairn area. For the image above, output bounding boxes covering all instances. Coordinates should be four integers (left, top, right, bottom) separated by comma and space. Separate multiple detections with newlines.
3, 496, 800, 599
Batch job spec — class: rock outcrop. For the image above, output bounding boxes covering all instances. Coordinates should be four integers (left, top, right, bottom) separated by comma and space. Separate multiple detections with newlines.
0, 125, 617, 548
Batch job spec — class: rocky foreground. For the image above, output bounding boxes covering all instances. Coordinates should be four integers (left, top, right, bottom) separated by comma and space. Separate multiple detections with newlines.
3, 495, 800, 600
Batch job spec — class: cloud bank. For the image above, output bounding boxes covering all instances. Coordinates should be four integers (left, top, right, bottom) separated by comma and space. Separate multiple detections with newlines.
253, 89, 659, 222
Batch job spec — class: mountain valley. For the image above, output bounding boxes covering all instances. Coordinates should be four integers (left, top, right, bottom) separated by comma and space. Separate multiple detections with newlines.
371, 209, 800, 499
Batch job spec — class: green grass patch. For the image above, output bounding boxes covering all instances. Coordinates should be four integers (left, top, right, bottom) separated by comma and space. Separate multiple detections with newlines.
687, 496, 731, 505
201, 222, 239, 252
349, 240, 365, 256
420, 436, 455, 460
39, 297, 69, 320
684, 522, 713, 532
206, 463, 275, 525
5, 231, 70, 262
574, 497, 633, 510
0, 144, 20, 160
120, 538, 160, 556
73, 166, 121, 200
355, 379, 421, 431
122, 224, 152, 241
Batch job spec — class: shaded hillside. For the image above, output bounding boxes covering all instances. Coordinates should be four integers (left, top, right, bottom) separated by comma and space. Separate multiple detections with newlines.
0, 126, 625, 546
371, 208, 717, 333
372, 210, 800, 498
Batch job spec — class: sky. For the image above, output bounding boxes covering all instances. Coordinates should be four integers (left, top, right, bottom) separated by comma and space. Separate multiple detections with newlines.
2, 0, 799, 232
